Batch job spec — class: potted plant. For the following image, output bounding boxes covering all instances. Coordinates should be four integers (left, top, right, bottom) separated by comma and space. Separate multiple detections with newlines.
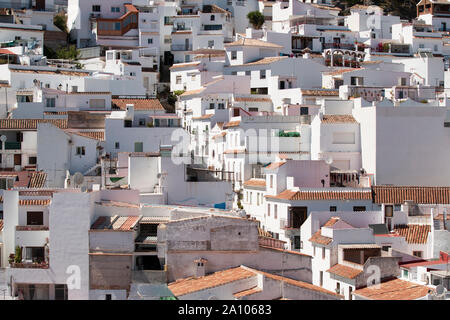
14, 246, 22, 264
8, 253, 14, 265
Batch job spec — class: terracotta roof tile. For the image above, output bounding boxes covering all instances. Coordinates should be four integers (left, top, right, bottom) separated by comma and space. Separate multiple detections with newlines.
266, 189, 372, 201
180, 88, 205, 97
19, 199, 51, 206
322, 115, 358, 124
169, 61, 201, 70
233, 287, 262, 298
327, 264, 363, 279
168, 266, 256, 297
212, 132, 226, 140
192, 114, 214, 120
119, 216, 140, 230
68, 131, 105, 141
392, 224, 431, 244
372, 186, 450, 204
0, 119, 68, 130
223, 120, 240, 128
309, 230, 333, 245
265, 162, 286, 171
243, 179, 266, 188
223, 149, 245, 154
352, 278, 430, 300
231, 56, 287, 67
112, 99, 164, 111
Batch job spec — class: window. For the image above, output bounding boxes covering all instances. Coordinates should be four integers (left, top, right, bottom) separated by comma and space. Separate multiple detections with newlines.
25, 247, 45, 262
349, 287, 353, 300
274, 204, 278, 219
27, 211, 43, 225
148, 38, 153, 44
353, 206, 366, 212
92, 5, 101, 12
385, 205, 393, 217
350, 76, 364, 86
111, 7, 120, 12
434, 44, 438, 51
210, 15, 215, 21
55, 285, 68, 300
191, 75, 196, 81
105, 294, 112, 300
76, 146, 86, 156
209, 103, 215, 109
231, 51, 237, 60
300, 107, 308, 115
270, 175, 273, 188
46, 98, 55, 108
403, 269, 409, 278
115, 142, 120, 149
330, 206, 337, 212
28, 156, 37, 165
176, 75, 182, 84
245, 70, 251, 76
313, 246, 316, 256
138, 118, 146, 126
260, 70, 266, 79
208, 40, 214, 48
71, 86, 78, 93
134, 142, 143, 152
336, 282, 340, 294
419, 44, 425, 49
294, 236, 301, 250
322, 247, 326, 259
267, 203, 270, 216
249, 192, 252, 205
413, 251, 423, 258
218, 103, 225, 109
319, 271, 323, 286
15, 36, 21, 40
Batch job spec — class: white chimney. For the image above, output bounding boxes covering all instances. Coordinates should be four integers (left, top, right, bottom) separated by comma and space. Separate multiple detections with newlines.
194, 258, 207, 278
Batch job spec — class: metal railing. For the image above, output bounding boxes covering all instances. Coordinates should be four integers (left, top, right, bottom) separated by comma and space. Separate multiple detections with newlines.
0, 142, 21, 150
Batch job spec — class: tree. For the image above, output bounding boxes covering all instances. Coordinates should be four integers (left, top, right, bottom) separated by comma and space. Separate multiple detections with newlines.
247, 11, 265, 30
54, 14, 68, 34
55, 45, 80, 60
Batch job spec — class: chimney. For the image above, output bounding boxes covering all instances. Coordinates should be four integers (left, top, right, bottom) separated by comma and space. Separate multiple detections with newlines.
194, 258, 207, 278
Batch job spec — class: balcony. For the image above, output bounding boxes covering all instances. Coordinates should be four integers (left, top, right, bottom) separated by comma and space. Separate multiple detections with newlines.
171, 44, 193, 51
96, 4, 139, 36
0, 142, 21, 150
10, 262, 49, 269
280, 218, 300, 230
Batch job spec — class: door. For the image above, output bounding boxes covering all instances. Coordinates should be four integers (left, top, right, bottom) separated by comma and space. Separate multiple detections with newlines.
185, 38, 190, 51
14, 154, 21, 166
288, 207, 307, 228
36, 0, 46, 10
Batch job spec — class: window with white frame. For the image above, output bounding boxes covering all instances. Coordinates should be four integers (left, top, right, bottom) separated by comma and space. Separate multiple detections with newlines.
76, 146, 86, 156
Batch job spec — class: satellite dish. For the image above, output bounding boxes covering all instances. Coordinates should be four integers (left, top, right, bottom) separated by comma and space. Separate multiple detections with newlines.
0, 135, 6, 143
73, 172, 84, 186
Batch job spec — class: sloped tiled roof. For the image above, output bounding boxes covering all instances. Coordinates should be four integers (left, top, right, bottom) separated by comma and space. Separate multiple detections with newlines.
233, 56, 287, 67
112, 99, 164, 111
322, 115, 358, 124
233, 287, 262, 298
352, 278, 430, 300
69, 131, 105, 141
223, 120, 240, 128
265, 162, 286, 171
266, 189, 372, 201
372, 186, 450, 204
202, 4, 230, 14
0, 119, 68, 130
243, 179, 266, 188
168, 266, 256, 297
393, 224, 431, 244
327, 264, 363, 279
234, 97, 272, 102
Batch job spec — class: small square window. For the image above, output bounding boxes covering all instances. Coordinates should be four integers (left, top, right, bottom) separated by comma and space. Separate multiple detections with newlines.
76, 146, 86, 156
115, 142, 120, 149
92, 5, 101, 12
148, 38, 153, 44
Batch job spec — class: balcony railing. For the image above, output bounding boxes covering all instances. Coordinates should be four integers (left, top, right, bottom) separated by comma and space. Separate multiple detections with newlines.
0, 142, 21, 150
16, 225, 49, 231
280, 218, 300, 230
10, 262, 49, 269
132, 270, 167, 283
171, 44, 193, 51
